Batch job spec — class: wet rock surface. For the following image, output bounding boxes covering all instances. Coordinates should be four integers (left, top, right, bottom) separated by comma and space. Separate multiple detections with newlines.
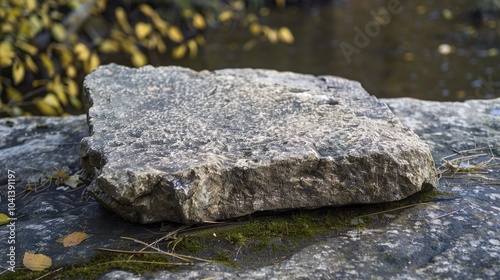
80, 64, 437, 224
1, 96, 499, 279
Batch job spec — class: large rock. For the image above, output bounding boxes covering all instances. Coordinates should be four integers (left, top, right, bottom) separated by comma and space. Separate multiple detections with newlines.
79, 64, 438, 224
1, 96, 499, 279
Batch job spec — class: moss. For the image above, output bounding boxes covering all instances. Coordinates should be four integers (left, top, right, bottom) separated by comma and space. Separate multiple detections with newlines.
414, 188, 457, 201
171, 236, 203, 252
214, 250, 237, 268
2, 187, 453, 278
1, 252, 180, 280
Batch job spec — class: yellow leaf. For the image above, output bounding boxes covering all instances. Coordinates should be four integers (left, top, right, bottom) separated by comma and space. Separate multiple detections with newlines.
135, 22, 152, 40
187, 39, 198, 59
74, 43, 90, 61
28, 15, 43, 35
47, 76, 68, 106
242, 39, 257, 51
24, 54, 38, 72
18, 19, 31, 37
51, 23, 66, 42
115, 7, 132, 33
154, 33, 167, 53
60, 231, 87, 247
56, 45, 73, 67
131, 49, 147, 67
7, 87, 23, 103
64, 78, 79, 97
182, 9, 193, 18
40, 53, 55, 77
218, 10, 233, 22
249, 23, 261, 36
64, 175, 83, 188
168, 26, 184, 43
69, 95, 82, 109
35, 93, 61, 116
12, 60, 25, 85
99, 39, 119, 53
196, 34, 206, 46
263, 27, 278, 44
275, 0, 286, 8
278, 27, 294, 44
192, 13, 206, 29
52, 169, 69, 180
17, 41, 38, 56
139, 4, 155, 17
0, 213, 9, 225
84, 52, 100, 73
41, 13, 51, 28
25, 0, 37, 11
66, 65, 77, 78
11, 106, 23, 116
172, 44, 187, 59
23, 252, 52, 271
0, 41, 15, 67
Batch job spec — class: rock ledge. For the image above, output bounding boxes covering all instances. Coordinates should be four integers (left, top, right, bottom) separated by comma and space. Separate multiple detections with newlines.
80, 64, 437, 223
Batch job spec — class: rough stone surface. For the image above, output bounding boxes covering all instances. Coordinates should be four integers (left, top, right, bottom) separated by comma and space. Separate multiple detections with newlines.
1, 97, 499, 279
80, 64, 437, 224
0, 115, 85, 184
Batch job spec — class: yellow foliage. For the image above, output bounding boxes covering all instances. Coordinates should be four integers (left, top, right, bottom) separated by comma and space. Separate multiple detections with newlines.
193, 13, 206, 29
17, 40, 38, 56
168, 26, 184, 43
0, 41, 15, 67
135, 22, 152, 40
84, 52, 100, 73
64, 78, 79, 97
23, 252, 52, 271
0, 213, 10, 225
39, 53, 55, 77
219, 10, 234, 22
115, 7, 133, 33
131, 49, 147, 67
59, 231, 88, 247
0, 0, 294, 117
74, 43, 90, 61
172, 44, 187, 59
35, 93, 61, 116
12, 60, 25, 85
24, 54, 39, 73
51, 22, 66, 42
47, 75, 68, 106
278, 27, 294, 44
99, 39, 120, 53
249, 23, 261, 36
187, 39, 198, 58
7, 87, 23, 103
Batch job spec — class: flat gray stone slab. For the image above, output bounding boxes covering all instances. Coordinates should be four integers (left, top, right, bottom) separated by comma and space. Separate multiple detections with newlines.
80, 64, 438, 224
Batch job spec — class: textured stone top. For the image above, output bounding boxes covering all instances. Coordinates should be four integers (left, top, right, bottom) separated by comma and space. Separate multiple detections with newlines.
80, 64, 438, 223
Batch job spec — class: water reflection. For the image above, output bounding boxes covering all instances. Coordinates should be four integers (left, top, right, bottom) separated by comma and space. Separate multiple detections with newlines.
162, 0, 500, 101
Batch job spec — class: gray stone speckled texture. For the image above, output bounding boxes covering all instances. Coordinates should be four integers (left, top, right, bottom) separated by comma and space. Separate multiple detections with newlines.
0, 115, 86, 184
0, 98, 498, 279
79, 64, 437, 224
98, 97, 500, 280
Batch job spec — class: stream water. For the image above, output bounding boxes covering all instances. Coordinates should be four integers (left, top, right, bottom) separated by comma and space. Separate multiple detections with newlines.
164, 0, 500, 101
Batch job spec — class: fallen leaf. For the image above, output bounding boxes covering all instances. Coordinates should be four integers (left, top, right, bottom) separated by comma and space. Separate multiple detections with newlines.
23, 252, 52, 271
52, 169, 69, 180
0, 213, 10, 225
59, 231, 88, 247
64, 175, 83, 189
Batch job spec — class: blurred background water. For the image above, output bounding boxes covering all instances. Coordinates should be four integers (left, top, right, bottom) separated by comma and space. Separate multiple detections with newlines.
165, 0, 500, 101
